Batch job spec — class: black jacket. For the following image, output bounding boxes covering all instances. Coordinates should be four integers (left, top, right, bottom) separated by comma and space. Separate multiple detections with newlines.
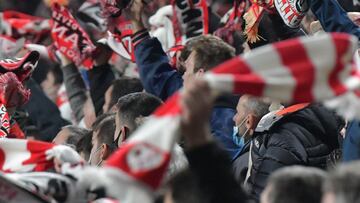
247, 104, 343, 201
186, 143, 248, 203
22, 79, 69, 141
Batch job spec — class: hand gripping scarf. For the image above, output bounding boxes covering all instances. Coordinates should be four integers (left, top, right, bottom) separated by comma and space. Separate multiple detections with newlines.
51, 3, 96, 70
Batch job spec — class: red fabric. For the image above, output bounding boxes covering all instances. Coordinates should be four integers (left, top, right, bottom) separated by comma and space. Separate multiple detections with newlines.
0, 139, 55, 173
0, 104, 11, 138
106, 142, 171, 189
22, 141, 55, 172
113, 20, 135, 62
51, 3, 95, 70
1, 11, 50, 43
274, 38, 315, 102
99, 0, 130, 17
0, 72, 30, 108
0, 51, 40, 82
0, 104, 25, 139
329, 36, 351, 95
214, 0, 245, 46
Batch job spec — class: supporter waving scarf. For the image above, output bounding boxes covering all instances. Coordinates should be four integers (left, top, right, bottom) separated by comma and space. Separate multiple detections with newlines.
51, 3, 96, 70
0, 11, 50, 43
92, 33, 359, 203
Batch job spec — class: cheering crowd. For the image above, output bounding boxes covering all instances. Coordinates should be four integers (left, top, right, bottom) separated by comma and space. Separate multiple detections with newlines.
0, 0, 360, 202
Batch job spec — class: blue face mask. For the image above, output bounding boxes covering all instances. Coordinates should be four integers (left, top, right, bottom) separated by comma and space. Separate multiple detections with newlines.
232, 117, 249, 149
232, 126, 245, 147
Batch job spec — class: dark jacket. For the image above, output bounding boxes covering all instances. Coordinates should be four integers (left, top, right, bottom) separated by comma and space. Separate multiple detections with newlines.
247, 104, 342, 201
22, 78, 69, 141
186, 143, 248, 203
62, 64, 88, 123
233, 140, 251, 185
311, 0, 360, 40
88, 63, 115, 116
133, 31, 241, 159
343, 120, 360, 162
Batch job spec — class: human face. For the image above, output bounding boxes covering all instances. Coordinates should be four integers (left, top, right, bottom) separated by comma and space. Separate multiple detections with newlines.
182, 51, 197, 88
103, 85, 114, 113
233, 96, 251, 140
89, 130, 102, 166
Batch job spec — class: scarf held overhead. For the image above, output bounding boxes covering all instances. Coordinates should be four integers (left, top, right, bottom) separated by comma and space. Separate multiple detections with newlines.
103, 33, 359, 202
51, 3, 96, 69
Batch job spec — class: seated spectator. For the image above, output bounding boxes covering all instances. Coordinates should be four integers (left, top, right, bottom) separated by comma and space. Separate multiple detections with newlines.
113, 92, 162, 147
232, 95, 271, 184
247, 104, 344, 201
89, 113, 116, 166
261, 166, 327, 203
162, 79, 248, 203
53, 125, 90, 148
76, 130, 93, 161
322, 161, 360, 203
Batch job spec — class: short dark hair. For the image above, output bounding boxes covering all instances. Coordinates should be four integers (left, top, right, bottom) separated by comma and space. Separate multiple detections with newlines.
190, 35, 235, 72
266, 166, 327, 203
76, 130, 93, 161
92, 113, 116, 146
116, 92, 162, 131
323, 161, 360, 203
62, 125, 90, 147
109, 77, 143, 110
167, 169, 208, 203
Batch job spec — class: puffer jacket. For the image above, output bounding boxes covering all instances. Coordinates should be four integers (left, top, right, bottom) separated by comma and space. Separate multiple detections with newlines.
247, 104, 343, 202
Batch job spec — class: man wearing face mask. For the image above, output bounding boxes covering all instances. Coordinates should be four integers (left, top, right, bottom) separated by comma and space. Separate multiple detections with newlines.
232, 95, 271, 185
89, 114, 116, 166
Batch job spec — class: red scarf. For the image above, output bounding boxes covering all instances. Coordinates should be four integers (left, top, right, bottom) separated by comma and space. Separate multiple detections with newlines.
51, 3, 96, 69
0, 11, 50, 43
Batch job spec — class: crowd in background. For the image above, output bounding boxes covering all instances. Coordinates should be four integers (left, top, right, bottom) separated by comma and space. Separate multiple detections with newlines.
0, 0, 360, 203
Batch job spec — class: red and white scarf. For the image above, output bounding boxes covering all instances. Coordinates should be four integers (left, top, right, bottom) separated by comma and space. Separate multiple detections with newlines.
1, 33, 358, 202
101, 33, 360, 202
171, 0, 209, 45
51, 3, 96, 69
0, 139, 83, 173
0, 11, 50, 43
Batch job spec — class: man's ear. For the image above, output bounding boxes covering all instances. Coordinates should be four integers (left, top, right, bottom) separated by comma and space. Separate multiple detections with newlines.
120, 126, 130, 142
101, 143, 112, 160
246, 114, 258, 130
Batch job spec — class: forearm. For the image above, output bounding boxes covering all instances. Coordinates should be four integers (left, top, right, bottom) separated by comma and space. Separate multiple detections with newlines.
311, 0, 360, 38
62, 64, 88, 123
133, 31, 183, 100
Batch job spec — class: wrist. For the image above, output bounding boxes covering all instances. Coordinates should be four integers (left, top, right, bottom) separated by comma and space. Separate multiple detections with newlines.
131, 20, 145, 33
